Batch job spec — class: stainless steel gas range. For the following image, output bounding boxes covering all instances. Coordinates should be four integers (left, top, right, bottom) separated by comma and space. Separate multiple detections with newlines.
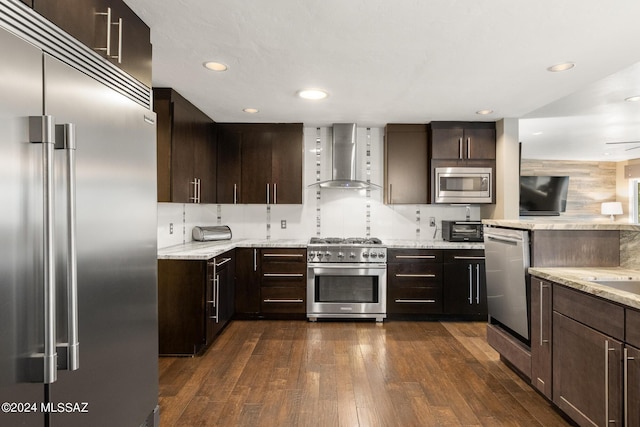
306, 237, 387, 322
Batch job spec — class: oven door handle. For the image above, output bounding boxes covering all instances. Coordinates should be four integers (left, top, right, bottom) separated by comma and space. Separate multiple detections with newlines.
308, 264, 387, 269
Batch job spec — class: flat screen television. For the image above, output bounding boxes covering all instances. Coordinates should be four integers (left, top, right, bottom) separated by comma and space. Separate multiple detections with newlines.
519, 175, 570, 216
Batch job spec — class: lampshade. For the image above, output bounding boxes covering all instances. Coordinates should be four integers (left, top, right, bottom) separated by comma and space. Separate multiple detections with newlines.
601, 202, 623, 220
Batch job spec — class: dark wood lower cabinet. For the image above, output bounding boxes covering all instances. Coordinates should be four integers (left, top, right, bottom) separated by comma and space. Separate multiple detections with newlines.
553, 311, 623, 427
387, 262, 443, 314
387, 249, 443, 315
158, 251, 234, 356
234, 248, 260, 317
442, 250, 486, 316
260, 248, 306, 317
627, 344, 640, 427
234, 247, 306, 319
530, 277, 552, 399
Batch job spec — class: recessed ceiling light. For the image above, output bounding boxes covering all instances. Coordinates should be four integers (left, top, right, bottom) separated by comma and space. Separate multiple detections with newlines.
547, 62, 575, 72
476, 109, 493, 115
203, 61, 228, 72
243, 108, 259, 114
625, 95, 640, 102
297, 89, 328, 100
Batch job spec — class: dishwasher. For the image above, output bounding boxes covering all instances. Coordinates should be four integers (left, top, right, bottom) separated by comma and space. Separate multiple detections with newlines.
483, 226, 531, 342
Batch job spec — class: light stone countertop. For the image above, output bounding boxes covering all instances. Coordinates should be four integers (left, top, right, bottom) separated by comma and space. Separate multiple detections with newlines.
529, 267, 640, 310
384, 239, 484, 250
157, 239, 308, 260
158, 238, 483, 260
483, 219, 640, 231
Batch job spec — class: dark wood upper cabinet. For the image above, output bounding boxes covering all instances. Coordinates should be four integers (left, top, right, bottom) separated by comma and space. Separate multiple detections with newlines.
107, 0, 152, 87
241, 130, 274, 204
217, 123, 303, 204
216, 126, 242, 204
430, 121, 496, 160
33, 0, 106, 48
154, 88, 216, 203
32, 0, 151, 87
384, 124, 428, 204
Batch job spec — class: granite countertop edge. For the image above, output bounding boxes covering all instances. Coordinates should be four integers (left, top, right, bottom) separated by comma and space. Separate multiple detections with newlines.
158, 239, 484, 260
483, 219, 640, 231
529, 266, 640, 310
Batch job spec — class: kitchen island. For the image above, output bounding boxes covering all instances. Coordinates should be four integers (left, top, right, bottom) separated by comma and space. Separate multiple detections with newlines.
482, 219, 640, 427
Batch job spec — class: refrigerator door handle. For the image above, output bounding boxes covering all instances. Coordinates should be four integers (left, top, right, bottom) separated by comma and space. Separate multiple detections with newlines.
55, 123, 80, 372
29, 116, 58, 384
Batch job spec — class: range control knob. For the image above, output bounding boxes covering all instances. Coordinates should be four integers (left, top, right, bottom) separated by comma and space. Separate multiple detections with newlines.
337, 252, 345, 258
349, 252, 356, 259
378, 252, 385, 259
317, 252, 323, 258
362, 252, 369, 258
370, 252, 378, 259
325, 252, 331, 259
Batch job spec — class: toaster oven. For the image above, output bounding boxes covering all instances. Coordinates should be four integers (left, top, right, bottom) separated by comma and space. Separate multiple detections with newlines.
441, 220, 484, 242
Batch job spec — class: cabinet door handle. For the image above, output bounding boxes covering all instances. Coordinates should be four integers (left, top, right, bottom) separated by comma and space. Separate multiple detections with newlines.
389, 183, 393, 204
475, 264, 480, 304
110, 17, 123, 63
395, 274, 436, 278
395, 299, 436, 303
274, 183, 277, 204
605, 340, 616, 426
263, 299, 303, 303
458, 137, 463, 159
190, 178, 200, 203
624, 348, 634, 427
233, 184, 237, 204
95, 8, 112, 56
263, 273, 304, 278
253, 249, 257, 272
266, 183, 270, 204
540, 283, 549, 344
467, 137, 471, 159
468, 265, 473, 304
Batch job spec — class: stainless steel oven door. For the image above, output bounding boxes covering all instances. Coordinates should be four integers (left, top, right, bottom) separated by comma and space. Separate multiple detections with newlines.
435, 167, 492, 203
307, 263, 387, 321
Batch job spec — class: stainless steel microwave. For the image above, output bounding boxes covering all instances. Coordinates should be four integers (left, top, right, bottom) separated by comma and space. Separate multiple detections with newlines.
434, 167, 492, 204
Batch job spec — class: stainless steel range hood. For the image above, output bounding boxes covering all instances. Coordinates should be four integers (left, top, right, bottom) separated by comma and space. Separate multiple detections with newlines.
314, 123, 374, 189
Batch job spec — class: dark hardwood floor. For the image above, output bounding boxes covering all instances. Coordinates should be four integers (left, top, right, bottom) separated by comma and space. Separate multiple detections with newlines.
158, 320, 571, 426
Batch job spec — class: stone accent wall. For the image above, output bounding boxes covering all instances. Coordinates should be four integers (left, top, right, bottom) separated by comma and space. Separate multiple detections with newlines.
520, 159, 617, 219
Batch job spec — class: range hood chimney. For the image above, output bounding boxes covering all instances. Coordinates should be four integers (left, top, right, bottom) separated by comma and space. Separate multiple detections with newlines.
316, 123, 372, 189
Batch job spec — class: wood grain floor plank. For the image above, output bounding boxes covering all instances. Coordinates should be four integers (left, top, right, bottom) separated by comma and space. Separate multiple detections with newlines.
158, 320, 572, 427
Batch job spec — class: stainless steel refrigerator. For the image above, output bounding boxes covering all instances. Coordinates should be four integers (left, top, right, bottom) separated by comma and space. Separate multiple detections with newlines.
0, 2, 159, 426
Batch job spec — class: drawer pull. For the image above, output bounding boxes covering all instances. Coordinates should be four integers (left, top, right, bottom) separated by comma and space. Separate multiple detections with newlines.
263, 273, 304, 278
263, 299, 303, 303
263, 253, 304, 257
395, 274, 436, 278
453, 256, 485, 260
215, 257, 232, 267
394, 299, 436, 303
395, 255, 436, 259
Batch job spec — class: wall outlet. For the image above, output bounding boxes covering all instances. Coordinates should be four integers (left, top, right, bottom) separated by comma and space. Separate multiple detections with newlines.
429, 217, 436, 227
169, 223, 174, 234
281, 220, 287, 229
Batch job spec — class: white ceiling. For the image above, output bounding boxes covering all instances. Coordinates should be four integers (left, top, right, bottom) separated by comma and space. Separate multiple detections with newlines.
124, 0, 640, 161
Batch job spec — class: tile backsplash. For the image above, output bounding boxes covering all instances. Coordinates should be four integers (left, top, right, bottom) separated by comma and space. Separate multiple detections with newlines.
158, 126, 480, 248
